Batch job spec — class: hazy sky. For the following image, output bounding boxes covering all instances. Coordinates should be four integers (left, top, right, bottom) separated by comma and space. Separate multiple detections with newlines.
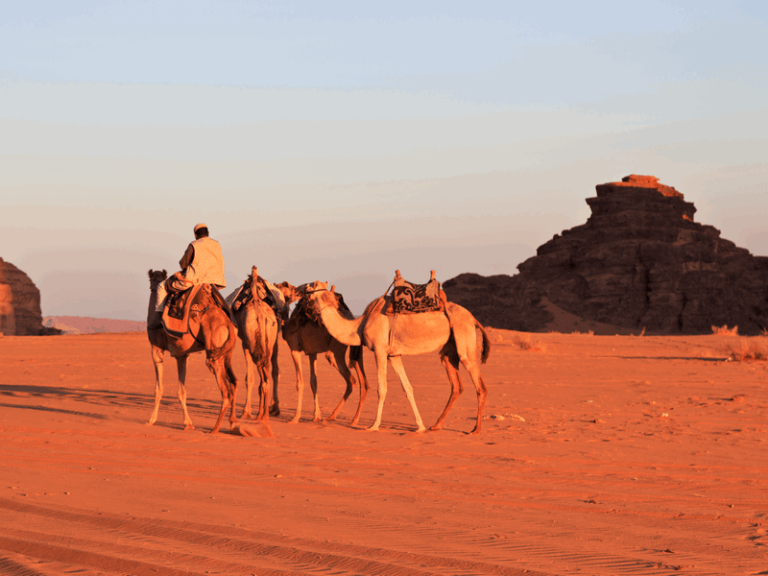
1, 1, 767, 318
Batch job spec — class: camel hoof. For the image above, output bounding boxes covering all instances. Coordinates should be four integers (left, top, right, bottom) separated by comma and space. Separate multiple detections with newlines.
184, 424, 195, 431
289, 417, 300, 424
269, 406, 280, 417
365, 426, 379, 432
415, 427, 427, 434
428, 425, 442, 432
145, 421, 156, 427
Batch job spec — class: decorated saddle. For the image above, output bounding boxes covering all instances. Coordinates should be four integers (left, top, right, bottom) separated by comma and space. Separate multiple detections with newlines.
386, 270, 446, 315
162, 283, 232, 336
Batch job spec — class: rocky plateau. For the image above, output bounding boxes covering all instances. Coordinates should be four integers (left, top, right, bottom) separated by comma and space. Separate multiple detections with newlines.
444, 175, 768, 335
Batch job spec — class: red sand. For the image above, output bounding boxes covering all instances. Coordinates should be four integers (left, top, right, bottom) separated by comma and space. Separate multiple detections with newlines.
1, 329, 766, 575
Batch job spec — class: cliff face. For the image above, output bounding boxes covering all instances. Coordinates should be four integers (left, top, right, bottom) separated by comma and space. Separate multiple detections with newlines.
444, 175, 768, 335
0, 257, 44, 336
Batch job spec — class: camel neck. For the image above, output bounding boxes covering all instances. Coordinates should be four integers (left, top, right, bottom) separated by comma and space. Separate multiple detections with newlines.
318, 303, 363, 347
147, 288, 161, 324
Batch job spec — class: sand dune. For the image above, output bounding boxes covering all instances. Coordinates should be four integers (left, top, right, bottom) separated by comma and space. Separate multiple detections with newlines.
1, 329, 766, 575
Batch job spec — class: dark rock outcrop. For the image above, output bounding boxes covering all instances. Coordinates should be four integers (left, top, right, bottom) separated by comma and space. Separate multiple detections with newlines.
0, 257, 45, 336
444, 175, 768, 335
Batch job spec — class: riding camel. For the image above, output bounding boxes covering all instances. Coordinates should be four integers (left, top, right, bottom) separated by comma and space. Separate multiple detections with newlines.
230, 267, 281, 422
146, 269, 239, 433
306, 273, 490, 434
276, 281, 368, 425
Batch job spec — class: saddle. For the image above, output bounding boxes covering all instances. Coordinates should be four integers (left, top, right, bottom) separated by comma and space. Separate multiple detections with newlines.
295, 288, 350, 325
162, 283, 232, 336
230, 277, 283, 315
385, 270, 447, 315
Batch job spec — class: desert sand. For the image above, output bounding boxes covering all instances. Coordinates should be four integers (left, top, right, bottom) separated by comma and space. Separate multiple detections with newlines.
1, 329, 766, 575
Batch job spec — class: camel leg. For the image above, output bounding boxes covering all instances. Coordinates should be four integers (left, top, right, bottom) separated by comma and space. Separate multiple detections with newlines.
326, 345, 355, 423
349, 348, 368, 427
431, 348, 464, 431
453, 328, 488, 435
257, 359, 272, 422
270, 340, 281, 417
175, 356, 195, 431
147, 345, 164, 425
367, 349, 389, 432
289, 349, 305, 423
308, 354, 322, 422
224, 354, 239, 429
241, 350, 257, 419
387, 355, 426, 433
205, 355, 233, 434
460, 357, 487, 435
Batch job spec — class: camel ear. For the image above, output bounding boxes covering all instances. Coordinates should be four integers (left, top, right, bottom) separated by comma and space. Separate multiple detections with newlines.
430, 270, 436, 281
162, 269, 167, 279
330, 285, 336, 293
251, 266, 259, 280
395, 270, 402, 280
148, 269, 153, 278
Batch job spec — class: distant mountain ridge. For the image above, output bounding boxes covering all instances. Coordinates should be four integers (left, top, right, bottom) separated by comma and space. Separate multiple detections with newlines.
43, 316, 146, 335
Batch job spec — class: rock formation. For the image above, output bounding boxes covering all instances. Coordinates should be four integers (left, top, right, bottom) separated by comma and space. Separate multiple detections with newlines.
0, 257, 45, 336
444, 175, 768, 335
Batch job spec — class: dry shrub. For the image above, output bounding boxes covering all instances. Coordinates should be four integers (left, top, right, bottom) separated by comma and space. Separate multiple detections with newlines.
728, 337, 768, 362
569, 330, 594, 336
712, 324, 739, 336
514, 334, 546, 352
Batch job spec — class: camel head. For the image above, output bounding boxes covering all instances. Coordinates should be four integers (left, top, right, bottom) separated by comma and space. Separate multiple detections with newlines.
275, 281, 300, 305
148, 269, 168, 291
305, 281, 339, 315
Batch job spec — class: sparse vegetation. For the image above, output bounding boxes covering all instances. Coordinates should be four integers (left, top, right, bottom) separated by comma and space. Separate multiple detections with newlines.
514, 334, 546, 352
712, 324, 739, 336
727, 337, 768, 362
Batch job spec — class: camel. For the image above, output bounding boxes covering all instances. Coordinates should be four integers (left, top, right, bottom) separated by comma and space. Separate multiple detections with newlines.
230, 267, 281, 422
276, 281, 368, 425
146, 269, 239, 433
305, 273, 490, 434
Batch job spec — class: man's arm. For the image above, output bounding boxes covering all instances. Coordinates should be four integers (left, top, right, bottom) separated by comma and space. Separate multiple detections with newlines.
179, 244, 194, 269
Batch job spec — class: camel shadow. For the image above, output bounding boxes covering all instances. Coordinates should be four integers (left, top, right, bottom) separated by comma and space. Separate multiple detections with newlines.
0, 383, 222, 424
612, 356, 726, 362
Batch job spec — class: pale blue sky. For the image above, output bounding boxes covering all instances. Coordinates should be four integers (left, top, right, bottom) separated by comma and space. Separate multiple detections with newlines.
1, 1, 766, 318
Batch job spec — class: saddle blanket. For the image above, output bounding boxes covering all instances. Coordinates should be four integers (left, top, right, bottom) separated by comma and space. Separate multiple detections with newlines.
388, 276, 444, 315
227, 277, 286, 317
162, 284, 204, 335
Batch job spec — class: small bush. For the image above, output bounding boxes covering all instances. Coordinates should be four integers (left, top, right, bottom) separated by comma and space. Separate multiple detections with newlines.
712, 324, 739, 336
728, 337, 768, 362
514, 334, 546, 352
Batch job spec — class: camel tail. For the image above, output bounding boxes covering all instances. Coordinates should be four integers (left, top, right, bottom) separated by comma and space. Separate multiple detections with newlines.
475, 319, 491, 364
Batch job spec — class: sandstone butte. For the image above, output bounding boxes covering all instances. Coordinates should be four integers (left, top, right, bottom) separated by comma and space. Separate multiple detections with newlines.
444, 174, 768, 335
0, 257, 45, 336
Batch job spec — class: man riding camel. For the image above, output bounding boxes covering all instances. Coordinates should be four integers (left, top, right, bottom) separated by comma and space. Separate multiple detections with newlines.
156, 223, 227, 311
